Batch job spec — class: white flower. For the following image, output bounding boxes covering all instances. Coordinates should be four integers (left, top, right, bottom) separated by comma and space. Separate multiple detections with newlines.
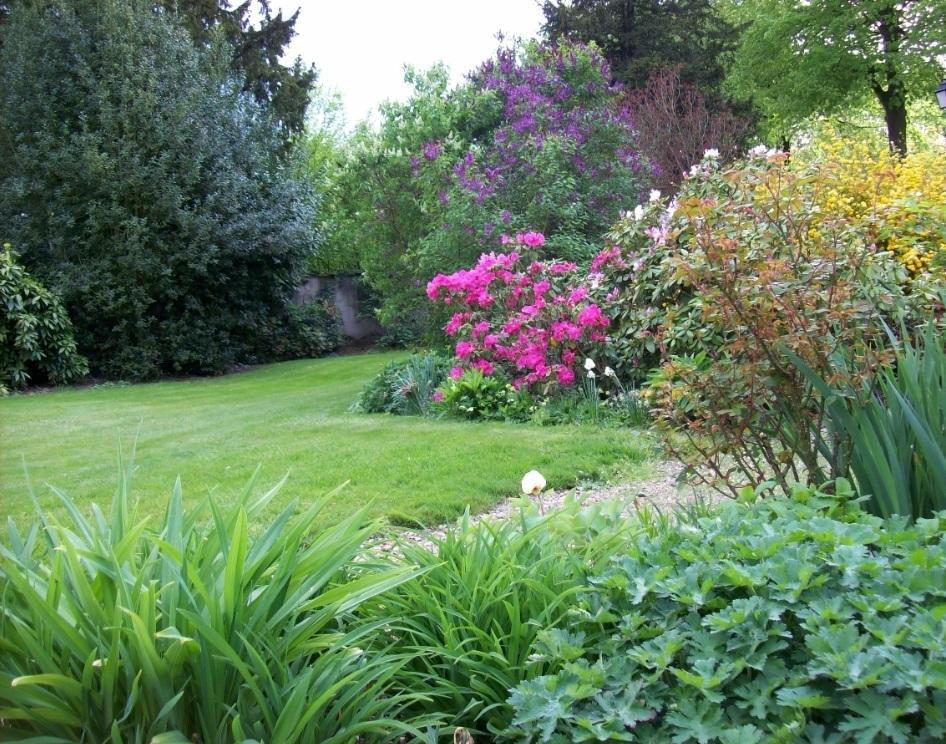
749, 144, 768, 157
633, 204, 645, 221
587, 370, 597, 379
703, 148, 720, 160
521, 470, 546, 495
648, 189, 661, 203
604, 366, 615, 378
584, 358, 596, 371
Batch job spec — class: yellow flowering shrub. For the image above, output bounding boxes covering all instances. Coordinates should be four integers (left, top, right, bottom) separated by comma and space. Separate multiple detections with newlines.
798, 137, 946, 278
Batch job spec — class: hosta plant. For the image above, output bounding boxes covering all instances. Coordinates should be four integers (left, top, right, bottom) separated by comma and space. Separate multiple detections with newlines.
508, 481, 946, 742
0, 464, 425, 742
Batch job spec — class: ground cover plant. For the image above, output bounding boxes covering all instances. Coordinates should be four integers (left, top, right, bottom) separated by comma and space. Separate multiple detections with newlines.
0, 352, 649, 528
507, 481, 946, 742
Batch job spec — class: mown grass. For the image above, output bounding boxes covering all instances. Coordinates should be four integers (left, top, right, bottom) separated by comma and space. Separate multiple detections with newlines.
0, 352, 651, 528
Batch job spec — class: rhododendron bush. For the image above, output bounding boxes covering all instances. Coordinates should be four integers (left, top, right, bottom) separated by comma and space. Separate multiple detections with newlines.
427, 232, 610, 392
602, 147, 944, 496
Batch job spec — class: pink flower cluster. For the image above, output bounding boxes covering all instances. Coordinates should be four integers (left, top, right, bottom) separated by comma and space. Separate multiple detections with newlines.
427, 232, 610, 390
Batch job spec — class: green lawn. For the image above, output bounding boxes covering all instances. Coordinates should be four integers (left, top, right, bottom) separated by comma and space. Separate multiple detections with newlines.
1, 352, 651, 528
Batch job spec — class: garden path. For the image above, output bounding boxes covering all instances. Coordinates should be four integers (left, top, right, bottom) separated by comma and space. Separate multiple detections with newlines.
377, 460, 717, 553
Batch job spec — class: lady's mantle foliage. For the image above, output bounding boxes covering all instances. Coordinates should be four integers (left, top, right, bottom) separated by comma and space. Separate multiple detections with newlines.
509, 482, 946, 742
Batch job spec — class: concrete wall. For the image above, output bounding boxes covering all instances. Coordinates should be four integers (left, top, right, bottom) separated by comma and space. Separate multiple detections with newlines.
293, 275, 383, 340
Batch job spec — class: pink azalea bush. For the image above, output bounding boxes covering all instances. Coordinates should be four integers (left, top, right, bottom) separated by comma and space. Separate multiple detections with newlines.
426, 232, 610, 391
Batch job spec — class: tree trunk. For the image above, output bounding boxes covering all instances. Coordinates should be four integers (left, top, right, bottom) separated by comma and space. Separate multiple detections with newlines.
872, 83, 908, 158
883, 96, 908, 158
874, 5, 908, 157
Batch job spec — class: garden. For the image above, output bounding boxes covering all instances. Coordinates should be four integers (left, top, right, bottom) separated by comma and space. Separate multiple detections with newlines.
2, 0, 946, 742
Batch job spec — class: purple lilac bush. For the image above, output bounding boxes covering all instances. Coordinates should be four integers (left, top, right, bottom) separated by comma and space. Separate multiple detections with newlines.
415, 40, 650, 291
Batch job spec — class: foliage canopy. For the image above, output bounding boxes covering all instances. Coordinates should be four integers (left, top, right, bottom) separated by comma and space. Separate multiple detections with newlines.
0, 0, 317, 379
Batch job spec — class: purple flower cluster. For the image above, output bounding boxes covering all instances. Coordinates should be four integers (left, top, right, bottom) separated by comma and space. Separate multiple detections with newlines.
414, 41, 648, 258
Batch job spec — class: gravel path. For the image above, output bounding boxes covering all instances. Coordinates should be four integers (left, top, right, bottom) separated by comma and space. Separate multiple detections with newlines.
373, 460, 719, 554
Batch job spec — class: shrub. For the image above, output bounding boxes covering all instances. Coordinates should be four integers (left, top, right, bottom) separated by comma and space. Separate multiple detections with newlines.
0, 0, 316, 380
362, 498, 639, 737
626, 66, 749, 194
427, 231, 609, 393
332, 65, 501, 328
0, 242, 87, 390
0, 467, 425, 742
606, 148, 934, 497
508, 481, 946, 742
353, 351, 451, 415
416, 40, 649, 286
263, 301, 342, 362
438, 368, 514, 420
797, 131, 946, 282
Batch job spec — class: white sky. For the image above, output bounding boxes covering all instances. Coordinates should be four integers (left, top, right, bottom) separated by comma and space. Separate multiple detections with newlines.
271, 0, 545, 126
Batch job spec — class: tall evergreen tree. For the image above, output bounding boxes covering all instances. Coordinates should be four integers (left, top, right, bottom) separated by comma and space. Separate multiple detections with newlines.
163, 0, 316, 136
541, 0, 739, 97
0, 0, 315, 135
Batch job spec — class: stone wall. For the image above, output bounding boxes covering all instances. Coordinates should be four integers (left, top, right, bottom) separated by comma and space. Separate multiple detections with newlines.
293, 275, 382, 340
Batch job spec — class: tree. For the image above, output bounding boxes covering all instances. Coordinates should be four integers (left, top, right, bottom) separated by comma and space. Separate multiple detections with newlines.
725, 0, 946, 155
328, 64, 501, 328
163, 0, 316, 137
541, 0, 740, 98
0, 0, 315, 135
0, 0, 317, 379
627, 66, 749, 192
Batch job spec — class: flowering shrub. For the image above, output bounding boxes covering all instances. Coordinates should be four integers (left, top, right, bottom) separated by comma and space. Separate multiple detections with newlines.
426, 232, 610, 393
594, 191, 722, 382
797, 134, 946, 282
415, 40, 649, 287
604, 147, 939, 496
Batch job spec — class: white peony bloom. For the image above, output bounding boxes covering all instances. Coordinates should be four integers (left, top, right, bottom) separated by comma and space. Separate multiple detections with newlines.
521, 470, 546, 495
649, 189, 662, 202
703, 148, 720, 160
587, 370, 596, 379
584, 358, 596, 371
604, 366, 616, 378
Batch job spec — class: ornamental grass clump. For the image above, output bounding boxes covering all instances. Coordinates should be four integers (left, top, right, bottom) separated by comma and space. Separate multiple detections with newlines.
359, 498, 641, 738
793, 324, 946, 520
0, 464, 426, 742
508, 481, 946, 742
